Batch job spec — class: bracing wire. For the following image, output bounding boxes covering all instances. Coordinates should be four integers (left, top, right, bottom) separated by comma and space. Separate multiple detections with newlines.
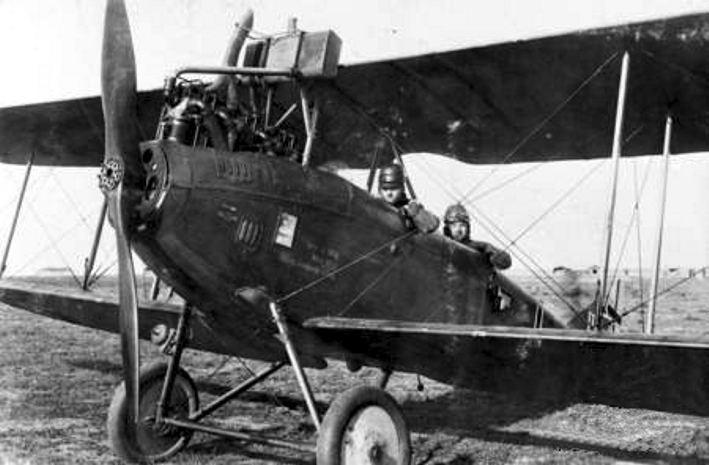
466, 203, 583, 317
336, 258, 400, 317
24, 203, 82, 287
209, 331, 289, 411
408, 154, 463, 202
48, 170, 95, 230
416, 152, 599, 311
0, 169, 27, 213
0, 165, 110, 282
90, 259, 118, 286
632, 159, 646, 318
470, 162, 545, 203
502, 160, 606, 252
639, 48, 709, 87
10, 214, 88, 277
603, 156, 655, 305
406, 137, 599, 315
277, 230, 415, 304
459, 52, 620, 203
615, 266, 708, 321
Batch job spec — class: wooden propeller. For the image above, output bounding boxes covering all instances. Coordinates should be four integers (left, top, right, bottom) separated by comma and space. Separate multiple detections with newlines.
100, 0, 144, 423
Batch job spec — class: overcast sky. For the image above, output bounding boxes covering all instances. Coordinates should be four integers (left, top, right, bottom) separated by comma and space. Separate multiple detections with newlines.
0, 0, 706, 276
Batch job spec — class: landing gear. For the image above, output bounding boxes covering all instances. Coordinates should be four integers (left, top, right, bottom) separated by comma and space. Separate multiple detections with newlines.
377, 368, 393, 389
317, 385, 411, 465
107, 361, 198, 464
107, 299, 412, 464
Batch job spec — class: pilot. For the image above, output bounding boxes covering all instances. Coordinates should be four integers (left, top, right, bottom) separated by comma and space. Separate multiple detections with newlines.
378, 164, 409, 208
378, 164, 439, 233
443, 203, 511, 270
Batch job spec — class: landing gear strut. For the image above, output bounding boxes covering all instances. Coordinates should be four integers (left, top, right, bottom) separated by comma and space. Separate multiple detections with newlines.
107, 300, 412, 464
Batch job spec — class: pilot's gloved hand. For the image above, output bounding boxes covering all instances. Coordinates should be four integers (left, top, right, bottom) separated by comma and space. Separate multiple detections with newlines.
404, 201, 421, 216
489, 249, 512, 270
404, 201, 440, 233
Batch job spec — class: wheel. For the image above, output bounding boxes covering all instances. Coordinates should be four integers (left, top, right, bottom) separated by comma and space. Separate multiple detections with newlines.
317, 385, 411, 465
107, 361, 199, 464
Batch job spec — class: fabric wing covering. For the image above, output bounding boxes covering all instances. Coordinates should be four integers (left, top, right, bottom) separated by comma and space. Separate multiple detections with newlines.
1, 12, 708, 167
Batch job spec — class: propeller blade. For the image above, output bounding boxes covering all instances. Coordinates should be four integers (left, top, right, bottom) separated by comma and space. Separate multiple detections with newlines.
101, 0, 142, 422
108, 188, 141, 422
102, 0, 142, 186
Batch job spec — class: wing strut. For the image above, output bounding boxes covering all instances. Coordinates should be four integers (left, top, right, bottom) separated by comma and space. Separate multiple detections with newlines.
82, 198, 108, 290
645, 114, 673, 334
0, 152, 34, 278
596, 52, 629, 329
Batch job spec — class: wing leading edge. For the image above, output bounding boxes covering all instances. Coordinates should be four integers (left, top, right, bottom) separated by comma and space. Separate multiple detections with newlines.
2, 13, 708, 167
0, 280, 229, 355
305, 316, 709, 414
0, 89, 163, 166
308, 12, 709, 167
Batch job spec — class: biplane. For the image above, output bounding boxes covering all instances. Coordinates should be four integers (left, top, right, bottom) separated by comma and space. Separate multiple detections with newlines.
0, 1, 708, 463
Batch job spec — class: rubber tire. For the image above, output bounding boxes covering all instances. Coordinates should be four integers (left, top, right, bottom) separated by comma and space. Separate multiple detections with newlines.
107, 361, 198, 464
316, 385, 411, 465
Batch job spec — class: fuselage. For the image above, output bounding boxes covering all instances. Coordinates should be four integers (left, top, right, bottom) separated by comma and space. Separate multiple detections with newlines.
133, 140, 571, 370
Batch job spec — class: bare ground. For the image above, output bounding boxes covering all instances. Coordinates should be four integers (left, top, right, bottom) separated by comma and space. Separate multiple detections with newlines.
1, 276, 709, 464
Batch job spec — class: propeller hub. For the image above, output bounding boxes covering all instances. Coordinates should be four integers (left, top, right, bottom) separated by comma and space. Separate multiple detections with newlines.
99, 157, 125, 192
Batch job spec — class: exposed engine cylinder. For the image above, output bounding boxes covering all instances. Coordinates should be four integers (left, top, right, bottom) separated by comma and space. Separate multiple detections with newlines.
158, 78, 300, 160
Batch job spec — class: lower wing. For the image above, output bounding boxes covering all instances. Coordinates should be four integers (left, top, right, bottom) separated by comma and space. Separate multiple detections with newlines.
305, 317, 709, 414
0, 280, 227, 355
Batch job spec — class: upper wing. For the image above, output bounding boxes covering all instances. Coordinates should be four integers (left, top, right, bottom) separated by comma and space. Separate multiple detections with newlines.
2, 13, 708, 167
308, 12, 709, 167
0, 89, 162, 166
305, 316, 709, 413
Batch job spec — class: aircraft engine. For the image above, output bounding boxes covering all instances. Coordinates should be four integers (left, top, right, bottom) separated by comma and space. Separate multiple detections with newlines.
158, 78, 300, 160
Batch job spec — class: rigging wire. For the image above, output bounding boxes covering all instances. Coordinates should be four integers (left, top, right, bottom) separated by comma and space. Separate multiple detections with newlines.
277, 230, 415, 304
632, 159, 646, 322
614, 266, 708, 322
10, 213, 88, 277
90, 258, 118, 286
639, 48, 709, 87
0, 166, 111, 281
459, 52, 620, 203
469, 162, 545, 203
465, 203, 583, 318
24, 203, 82, 287
411, 147, 602, 311
407, 153, 465, 201
336, 258, 400, 317
231, 356, 288, 410
502, 159, 606, 252
48, 170, 95, 230
603, 156, 655, 305
0, 168, 30, 213
391, 54, 648, 311
406, 140, 596, 314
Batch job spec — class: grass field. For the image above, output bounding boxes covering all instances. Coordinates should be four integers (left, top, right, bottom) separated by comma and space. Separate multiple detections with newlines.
1, 274, 709, 464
